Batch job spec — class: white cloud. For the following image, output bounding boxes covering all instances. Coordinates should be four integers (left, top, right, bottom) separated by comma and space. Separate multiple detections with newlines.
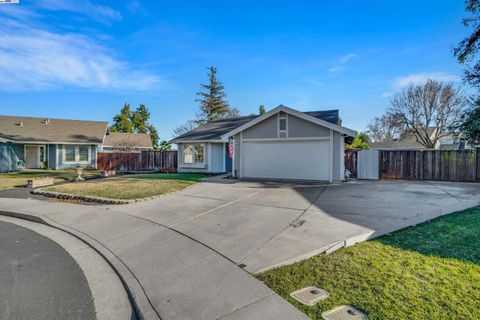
0, 19, 162, 91
393, 72, 459, 89
380, 92, 393, 98
328, 53, 357, 73
36, 0, 122, 24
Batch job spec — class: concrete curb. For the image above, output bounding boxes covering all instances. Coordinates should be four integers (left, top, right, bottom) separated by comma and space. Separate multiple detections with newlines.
0, 215, 133, 320
0, 209, 161, 320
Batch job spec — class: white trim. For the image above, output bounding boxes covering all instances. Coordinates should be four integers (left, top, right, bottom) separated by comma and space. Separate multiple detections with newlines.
221, 105, 356, 139
2, 138, 101, 145
340, 135, 345, 181
242, 137, 330, 142
231, 138, 235, 177
329, 130, 333, 182
55, 144, 59, 169
181, 143, 205, 165
277, 113, 288, 138
171, 139, 226, 144
222, 143, 226, 172
62, 145, 92, 164
240, 132, 244, 178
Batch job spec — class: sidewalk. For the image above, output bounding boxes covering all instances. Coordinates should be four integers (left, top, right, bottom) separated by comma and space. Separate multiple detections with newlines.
0, 198, 308, 320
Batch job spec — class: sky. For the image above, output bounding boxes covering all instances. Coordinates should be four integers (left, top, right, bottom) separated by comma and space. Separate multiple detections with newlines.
0, 0, 471, 141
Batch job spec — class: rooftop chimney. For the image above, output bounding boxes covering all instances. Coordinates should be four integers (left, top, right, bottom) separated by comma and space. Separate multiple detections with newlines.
17, 121, 23, 127
43, 118, 50, 125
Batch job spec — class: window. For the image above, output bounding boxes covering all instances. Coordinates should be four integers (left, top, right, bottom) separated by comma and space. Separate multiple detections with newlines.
65, 146, 75, 162
39, 146, 45, 162
63, 146, 90, 163
79, 146, 89, 162
183, 143, 205, 164
194, 144, 204, 163
184, 145, 193, 163
278, 114, 288, 138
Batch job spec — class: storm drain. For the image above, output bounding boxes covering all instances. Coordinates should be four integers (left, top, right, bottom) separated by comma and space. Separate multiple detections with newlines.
322, 305, 367, 320
290, 286, 329, 306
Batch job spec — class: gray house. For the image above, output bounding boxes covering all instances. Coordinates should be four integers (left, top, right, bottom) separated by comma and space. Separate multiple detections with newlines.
171, 105, 356, 182
0, 115, 108, 170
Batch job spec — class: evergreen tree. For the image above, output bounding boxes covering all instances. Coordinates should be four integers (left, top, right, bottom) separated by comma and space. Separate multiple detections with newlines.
259, 105, 266, 115
147, 124, 159, 149
159, 140, 172, 151
131, 104, 150, 134
111, 103, 134, 132
195, 66, 231, 123
455, 97, 480, 143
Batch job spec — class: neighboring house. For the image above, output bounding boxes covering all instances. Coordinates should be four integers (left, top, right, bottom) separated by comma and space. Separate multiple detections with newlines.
369, 129, 473, 151
0, 115, 152, 170
102, 132, 153, 153
170, 105, 356, 182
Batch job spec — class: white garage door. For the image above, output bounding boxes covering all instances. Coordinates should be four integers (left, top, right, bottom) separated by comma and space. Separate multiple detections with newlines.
242, 140, 330, 180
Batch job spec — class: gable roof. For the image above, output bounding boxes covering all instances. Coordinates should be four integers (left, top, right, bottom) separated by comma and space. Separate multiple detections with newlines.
220, 105, 356, 140
170, 115, 258, 143
171, 106, 354, 143
0, 115, 108, 144
103, 132, 153, 149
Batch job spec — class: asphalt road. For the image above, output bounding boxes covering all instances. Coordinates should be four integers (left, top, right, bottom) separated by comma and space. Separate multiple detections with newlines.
0, 221, 96, 320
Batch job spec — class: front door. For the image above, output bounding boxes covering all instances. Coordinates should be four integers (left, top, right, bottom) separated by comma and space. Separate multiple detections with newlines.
24, 145, 43, 168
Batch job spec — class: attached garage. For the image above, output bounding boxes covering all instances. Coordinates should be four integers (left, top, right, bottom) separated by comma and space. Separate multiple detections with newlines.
242, 140, 330, 181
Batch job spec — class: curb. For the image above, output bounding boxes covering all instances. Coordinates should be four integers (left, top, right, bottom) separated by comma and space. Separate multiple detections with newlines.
0, 209, 161, 320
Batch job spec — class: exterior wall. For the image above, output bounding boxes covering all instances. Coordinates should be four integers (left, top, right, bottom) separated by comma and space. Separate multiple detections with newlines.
288, 115, 330, 137
242, 115, 277, 139
177, 142, 227, 173
210, 143, 225, 173
177, 142, 210, 173
56, 144, 97, 169
47, 144, 56, 169
233, 134, 241, 177
332, 131, 345, 181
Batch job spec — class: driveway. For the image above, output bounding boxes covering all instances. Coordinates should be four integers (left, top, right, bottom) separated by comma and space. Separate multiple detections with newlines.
114, 179, 480, 273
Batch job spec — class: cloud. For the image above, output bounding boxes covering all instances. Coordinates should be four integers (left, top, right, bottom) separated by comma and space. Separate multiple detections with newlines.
36, 0, 122, 24
393, 72, 459, 89
380, 92, 393, 98
328, 53, 357, 73
0, 18, 162, 91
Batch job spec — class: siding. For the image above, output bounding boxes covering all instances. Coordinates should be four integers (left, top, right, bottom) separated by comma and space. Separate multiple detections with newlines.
332, 131, 341, 180
242, 115, 277, 139
288, 115, 330, 137
210, 143, 224, 173
56, 144, 97, 169
0, 144, 20, 172
177, 142, 210, 173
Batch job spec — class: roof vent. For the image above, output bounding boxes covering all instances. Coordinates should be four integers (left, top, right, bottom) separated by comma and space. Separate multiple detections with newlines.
42, 118, 50, 125
17, 121, 23, 127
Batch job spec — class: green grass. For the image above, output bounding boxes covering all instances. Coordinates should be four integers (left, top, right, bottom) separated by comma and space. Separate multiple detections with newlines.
43, 173, 206, 200
258, 208, 480, 320
0, 170, 100, 190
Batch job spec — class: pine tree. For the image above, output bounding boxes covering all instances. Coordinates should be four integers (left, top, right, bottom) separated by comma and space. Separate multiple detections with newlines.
195, 66, 231, 123
111, 103, 134, 132
131, 104, 150, 134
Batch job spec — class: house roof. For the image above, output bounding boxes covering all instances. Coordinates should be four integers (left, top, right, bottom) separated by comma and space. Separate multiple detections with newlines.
103, 132, 153, 149
0, 115, 108, 144
171, 107, 353, 143
369, 134, 425, 150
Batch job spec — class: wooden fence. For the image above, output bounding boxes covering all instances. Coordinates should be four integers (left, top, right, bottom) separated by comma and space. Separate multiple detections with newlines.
379, 149, 479, 182
97, 151, 177, 172
345, 150, 358, 178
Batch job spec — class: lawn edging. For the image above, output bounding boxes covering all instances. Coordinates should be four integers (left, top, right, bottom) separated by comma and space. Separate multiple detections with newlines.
32, 188, 163, 204
0, 208, 159, 320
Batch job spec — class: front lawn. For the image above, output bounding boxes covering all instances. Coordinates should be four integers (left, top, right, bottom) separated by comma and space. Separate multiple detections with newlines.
0, 170, 100, 190
258, 207, 480, 320
43, 173, 207, 200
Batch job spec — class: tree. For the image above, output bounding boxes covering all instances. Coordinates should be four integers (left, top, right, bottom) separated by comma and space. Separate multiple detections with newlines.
454, 0, 480, 86
388, 80, 467, 149
195, 66, 232, 122
259, 105, 266, 115
173, 120, 197, 137
159, 140, 172, 151
366, 114, 405, 142
111, 103, 134, 133
455, 97, 480, 143
347, 132, 369, 150
111, 103, 159, 149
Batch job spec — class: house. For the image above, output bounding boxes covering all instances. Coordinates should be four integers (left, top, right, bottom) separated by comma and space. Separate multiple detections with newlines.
102, 132, 153, 153
369, 129, 472, 151
0, 115, 152, 170
170, 105, 356, 182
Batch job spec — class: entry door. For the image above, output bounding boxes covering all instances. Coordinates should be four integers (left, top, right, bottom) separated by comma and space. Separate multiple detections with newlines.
25, 145, 41, 168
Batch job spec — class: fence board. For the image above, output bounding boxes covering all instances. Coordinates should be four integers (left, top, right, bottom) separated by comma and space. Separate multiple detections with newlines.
344, 150, 358, 178
97, 151, 177, 172
378, 149, 479, 182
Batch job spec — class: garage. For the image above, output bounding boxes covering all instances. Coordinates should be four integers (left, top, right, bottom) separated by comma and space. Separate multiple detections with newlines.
242, 140, 330, 181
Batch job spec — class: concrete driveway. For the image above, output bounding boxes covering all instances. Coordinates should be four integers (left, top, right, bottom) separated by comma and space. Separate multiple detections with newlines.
114, 178, 480, 273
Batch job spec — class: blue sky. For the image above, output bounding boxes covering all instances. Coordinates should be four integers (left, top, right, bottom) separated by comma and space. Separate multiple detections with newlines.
0, 0, 469, 140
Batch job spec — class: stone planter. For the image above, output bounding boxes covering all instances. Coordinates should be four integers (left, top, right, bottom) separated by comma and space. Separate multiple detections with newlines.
75, 168, 84, 181
27, 178, 54, 188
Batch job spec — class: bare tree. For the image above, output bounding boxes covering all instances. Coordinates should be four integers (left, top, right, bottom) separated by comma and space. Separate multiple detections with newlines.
367, 114, 405, 142
388, 80, 467, 149
172, 120, 197, 138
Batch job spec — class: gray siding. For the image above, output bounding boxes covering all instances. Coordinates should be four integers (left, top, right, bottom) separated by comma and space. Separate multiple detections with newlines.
288, 115, 330, 137
210, 143, 224, 173
332, 131, 341, 181
0, 144, 20, 172
177, 142, 210, 173
243, 115, 277, 139
233, 134, 241, 177
57, 144, 97, 169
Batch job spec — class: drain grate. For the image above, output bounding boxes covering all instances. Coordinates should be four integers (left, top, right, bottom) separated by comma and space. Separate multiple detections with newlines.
290, 286, 329, 306
322, 305, 367, 320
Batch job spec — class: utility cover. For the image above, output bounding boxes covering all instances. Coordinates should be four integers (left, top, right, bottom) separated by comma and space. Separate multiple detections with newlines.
290, 286, 329, 306
322, 305, 367, 320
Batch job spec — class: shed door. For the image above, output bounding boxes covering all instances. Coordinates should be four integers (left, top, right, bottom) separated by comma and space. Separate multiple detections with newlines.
242, 140, 330, 180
